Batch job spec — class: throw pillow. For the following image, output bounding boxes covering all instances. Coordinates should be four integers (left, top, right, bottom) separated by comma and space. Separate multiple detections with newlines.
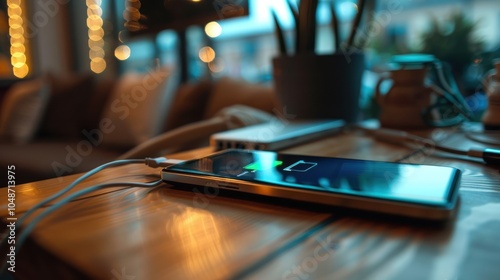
0, 76, 50, 144
99, 67, 179, 150
163, 79, 213, 131
38, 73, 95, 139
202, 77, 279, 119
80, 77, 116, 132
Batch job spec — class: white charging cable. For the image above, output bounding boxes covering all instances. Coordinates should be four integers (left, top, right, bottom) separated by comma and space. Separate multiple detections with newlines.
1, 157, 182, 275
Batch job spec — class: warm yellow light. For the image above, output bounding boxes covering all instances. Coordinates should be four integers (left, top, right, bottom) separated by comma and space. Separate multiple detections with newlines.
123, 21, 141, 32
208, 59, 224, 73
87, 14, 102, 21
87, 4, 102, 11
10, 43, 25, 53
127, 0, 141, 10
12, 62, 25, 68
8, 16, 23, 28
11, 52, 26, 66
114, 45, 131, 61
7, 6, 22, 17
8, 0, 30, 78
88, 28, 104, 41
87, 7, 103, 17
9, 30, 23, 38
118, 31, 126, 43
204, 21, 222, 38
124, 7, 141, 21
86, 0, 101, 5
90, 58, 106, 73
89, 48, 105, 59
86, 0, 105, 74
11, 36, 24, 44
88, 38, 104, 48
199, 46, 216, 63
13, 64, 28, 78
87, 17, 103, 28
7, 0, 22, 7
89, 25, 103, 31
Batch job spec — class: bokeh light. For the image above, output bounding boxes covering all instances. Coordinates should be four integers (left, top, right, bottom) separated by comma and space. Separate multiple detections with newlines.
90, 57, 106, 73
86, 0, 106, 74
114, 45, 131, 60
205, 21, 222, 38
7, 0, 29, 78
198, 46, 216, 63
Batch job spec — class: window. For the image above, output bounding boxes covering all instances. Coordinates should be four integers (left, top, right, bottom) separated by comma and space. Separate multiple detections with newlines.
117, 0, 499, 86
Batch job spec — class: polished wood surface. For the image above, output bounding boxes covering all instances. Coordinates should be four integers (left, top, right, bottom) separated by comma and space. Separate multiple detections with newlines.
1, 124, 500, 279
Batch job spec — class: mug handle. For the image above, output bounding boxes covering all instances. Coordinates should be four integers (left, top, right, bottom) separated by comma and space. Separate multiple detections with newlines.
483, 70, 496, 93
375, 75, 391, 105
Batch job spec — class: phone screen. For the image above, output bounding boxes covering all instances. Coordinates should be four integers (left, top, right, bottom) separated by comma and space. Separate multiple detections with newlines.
165, 150, 461, 207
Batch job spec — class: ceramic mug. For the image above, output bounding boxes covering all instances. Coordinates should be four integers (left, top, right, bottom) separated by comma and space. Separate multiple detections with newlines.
375, 67, 436, 128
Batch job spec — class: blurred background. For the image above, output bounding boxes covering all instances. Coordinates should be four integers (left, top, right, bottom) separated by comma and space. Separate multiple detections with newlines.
0, 0, 499, 112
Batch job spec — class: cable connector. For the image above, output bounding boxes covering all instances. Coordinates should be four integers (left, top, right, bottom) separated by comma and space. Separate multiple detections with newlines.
482, 148, 500, 166
145, 157, 184, 168
467, 148, 500, 166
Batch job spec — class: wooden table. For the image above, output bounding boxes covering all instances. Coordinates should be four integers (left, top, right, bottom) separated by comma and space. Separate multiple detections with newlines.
1, 123, 500, 279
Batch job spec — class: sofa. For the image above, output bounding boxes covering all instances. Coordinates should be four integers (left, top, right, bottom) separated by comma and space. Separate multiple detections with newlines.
0, 68, 279, 186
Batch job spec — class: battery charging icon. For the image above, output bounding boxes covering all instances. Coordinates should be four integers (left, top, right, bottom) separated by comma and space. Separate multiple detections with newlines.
283, 160, 317, 172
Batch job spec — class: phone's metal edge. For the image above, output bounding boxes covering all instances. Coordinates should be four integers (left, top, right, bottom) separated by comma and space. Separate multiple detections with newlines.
161, 169, 461, 221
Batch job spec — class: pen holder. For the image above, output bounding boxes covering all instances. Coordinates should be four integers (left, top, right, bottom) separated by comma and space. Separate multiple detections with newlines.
272, 53, 365, 122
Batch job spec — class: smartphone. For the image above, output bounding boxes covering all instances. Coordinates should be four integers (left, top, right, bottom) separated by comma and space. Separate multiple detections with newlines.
161, 149, 461, 220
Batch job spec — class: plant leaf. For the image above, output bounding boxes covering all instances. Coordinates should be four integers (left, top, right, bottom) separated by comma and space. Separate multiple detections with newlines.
346, 0, 367, 50
287, 0, 299, 53
271, 9, 287, 55
330, 1, 340, 52
298, 0, 318, 53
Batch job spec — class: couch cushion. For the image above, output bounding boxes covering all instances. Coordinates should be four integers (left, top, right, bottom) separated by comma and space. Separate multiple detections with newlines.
202, 77, 279, 119
81, 77, 116, 132
0, 76, 50, 144
162, 79, 213, 131
99, 67, 180, 150
38, 73, 95, 139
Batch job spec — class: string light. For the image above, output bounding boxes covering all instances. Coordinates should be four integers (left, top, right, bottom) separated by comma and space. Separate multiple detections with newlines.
7, 0, 29, 78
199, 46, 216, 63
86, 0, 106, 74
123, 0, 143, 32
205, 21, 222, 38
114, 45, 131, 61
